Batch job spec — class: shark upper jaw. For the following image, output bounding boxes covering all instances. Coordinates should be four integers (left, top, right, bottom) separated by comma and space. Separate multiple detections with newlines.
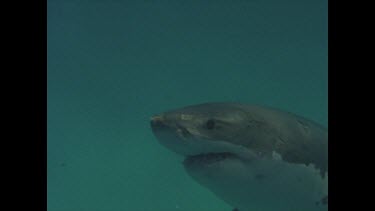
150, 114, 263, 166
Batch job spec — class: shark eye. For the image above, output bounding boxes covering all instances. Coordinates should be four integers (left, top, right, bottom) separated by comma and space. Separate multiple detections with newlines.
206, 119, 215, 130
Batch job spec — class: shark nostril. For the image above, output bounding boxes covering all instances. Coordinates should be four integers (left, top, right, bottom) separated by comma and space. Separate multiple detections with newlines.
176, 124, 191, 138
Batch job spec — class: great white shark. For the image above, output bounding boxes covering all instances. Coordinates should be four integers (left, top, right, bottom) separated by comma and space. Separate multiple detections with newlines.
150, 102, 327, 211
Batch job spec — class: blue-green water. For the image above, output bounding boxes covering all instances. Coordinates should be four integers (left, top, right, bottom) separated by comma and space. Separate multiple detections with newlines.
47, 0, 327, 210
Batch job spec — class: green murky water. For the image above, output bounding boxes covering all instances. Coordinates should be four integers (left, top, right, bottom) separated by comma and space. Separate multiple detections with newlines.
47, 0, 327, 210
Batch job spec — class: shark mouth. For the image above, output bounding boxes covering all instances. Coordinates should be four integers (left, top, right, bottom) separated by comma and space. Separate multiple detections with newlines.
183, 152, 237, 165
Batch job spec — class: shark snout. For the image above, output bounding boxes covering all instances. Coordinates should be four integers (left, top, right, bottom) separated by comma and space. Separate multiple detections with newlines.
150, 115, 168, 129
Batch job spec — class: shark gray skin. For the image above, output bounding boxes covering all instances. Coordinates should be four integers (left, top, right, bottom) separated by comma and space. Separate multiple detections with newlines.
150, 102, 328, 211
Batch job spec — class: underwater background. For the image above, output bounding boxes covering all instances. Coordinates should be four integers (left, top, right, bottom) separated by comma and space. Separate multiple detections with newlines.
47, 0, 327, 211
